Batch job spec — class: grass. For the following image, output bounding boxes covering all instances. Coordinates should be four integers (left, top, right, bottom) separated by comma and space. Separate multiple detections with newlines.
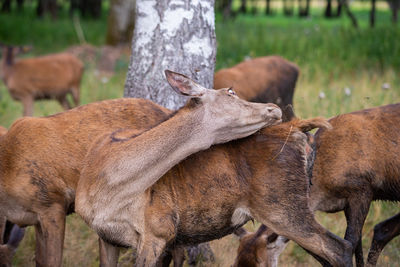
1, 1, 400, 266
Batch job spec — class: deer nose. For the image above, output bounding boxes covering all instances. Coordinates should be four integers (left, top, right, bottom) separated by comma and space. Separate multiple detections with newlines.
265, 104, 282, 120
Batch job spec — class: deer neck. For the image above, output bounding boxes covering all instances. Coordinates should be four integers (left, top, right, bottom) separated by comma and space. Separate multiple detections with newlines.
104, 101, 213, 193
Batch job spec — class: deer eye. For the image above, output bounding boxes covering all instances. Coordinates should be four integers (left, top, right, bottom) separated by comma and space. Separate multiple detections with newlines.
227, 88, 236, 96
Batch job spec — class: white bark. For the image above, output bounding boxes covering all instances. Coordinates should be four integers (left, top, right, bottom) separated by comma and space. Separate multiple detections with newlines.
124, 0, 216, 110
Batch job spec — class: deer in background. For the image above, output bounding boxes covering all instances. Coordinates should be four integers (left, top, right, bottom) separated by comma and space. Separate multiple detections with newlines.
214, 56, 299, 109
0, 70, 282, 267
0, 44, 83, 116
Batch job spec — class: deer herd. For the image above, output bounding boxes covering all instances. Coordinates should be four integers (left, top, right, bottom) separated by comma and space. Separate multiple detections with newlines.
0, 46, 399, 267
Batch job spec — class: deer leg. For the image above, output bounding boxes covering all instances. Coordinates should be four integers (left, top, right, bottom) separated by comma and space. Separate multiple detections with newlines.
99, 237, 120, 267
171, 247, 185, 267
344, 196, 371, 267
35, 206, 66, 267
252, 207, 352, 267
156, 249, 173, 267
57, 95, 71, 110
71, 86, 80, 107
367, 213, 400, 266
135, 235, 167, 267
22, 96, 34, 117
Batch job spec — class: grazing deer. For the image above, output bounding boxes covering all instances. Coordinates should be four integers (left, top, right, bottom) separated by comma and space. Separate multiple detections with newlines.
0, 70, 281, 267
233, 103, 400, 267
214, 56, 299, 109
0, 44, 83, 116
75, 112, 353, 266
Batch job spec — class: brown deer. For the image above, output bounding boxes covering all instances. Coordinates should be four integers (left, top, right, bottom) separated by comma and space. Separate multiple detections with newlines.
0, 44, 83, 116
0, 70, 282, 267
0, 126, 25, 267
75, 114, 354, 267
233, 103, 400, 267
214, 56, 299, 109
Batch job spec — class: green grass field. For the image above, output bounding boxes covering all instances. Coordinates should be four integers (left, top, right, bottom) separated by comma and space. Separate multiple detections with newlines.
1, 1, 400, 266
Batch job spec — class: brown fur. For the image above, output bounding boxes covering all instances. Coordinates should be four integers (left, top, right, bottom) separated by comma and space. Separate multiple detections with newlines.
0, 70, 283, 267
0, 47, 83, 116
233, 224, 289, 267
0, 98, 172, 267
76, 117, 353, 267
309, 103, 400, 266
233, 103, 400, 267
214, 56, 299, 108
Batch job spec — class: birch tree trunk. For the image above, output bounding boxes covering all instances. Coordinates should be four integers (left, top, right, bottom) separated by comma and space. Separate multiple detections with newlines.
124, 0, 216, 110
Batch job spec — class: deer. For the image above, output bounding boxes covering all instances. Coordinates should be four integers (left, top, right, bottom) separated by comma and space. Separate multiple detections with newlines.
214, 56, 299, 109
0, 70, 282, 267
75, 104, 354, 267
0, 44, 83, 116
232, 103, 400, 267
232, 224, 289, 267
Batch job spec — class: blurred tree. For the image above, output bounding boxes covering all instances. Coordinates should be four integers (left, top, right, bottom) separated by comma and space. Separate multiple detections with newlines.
81, 0, 102, 18
216, 0, 234, 19
370, 0, 376, 26
69, 0, 102, 18
265, 0, 273, 15
239, 0, 246, 13
387, 0, 399, 23
325, 0, 343, 17
37, 0, 57, 18
1, 0, 23, 12
298, 0, 310, 17
124, 0, 217, 110
340, 0, 358, 27
106, 0, 135, 46
283, 0, 294, 15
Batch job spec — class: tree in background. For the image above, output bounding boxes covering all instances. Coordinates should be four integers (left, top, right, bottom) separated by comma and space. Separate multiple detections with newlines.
387, 0, 399, 23
216, 0, 234, 19
1, 0, 24, 12
124, 0, 217, 110
106, 0, 135, 46
36, 0, 57, 18
70, 0, 102, 18
283, 0, 294, 16
298, 0, 311, 17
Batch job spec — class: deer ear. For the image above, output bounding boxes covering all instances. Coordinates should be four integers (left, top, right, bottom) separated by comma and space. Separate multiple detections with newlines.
233, 227, 248, 239
282, 104, 296, 122
165, 70, 206, 97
